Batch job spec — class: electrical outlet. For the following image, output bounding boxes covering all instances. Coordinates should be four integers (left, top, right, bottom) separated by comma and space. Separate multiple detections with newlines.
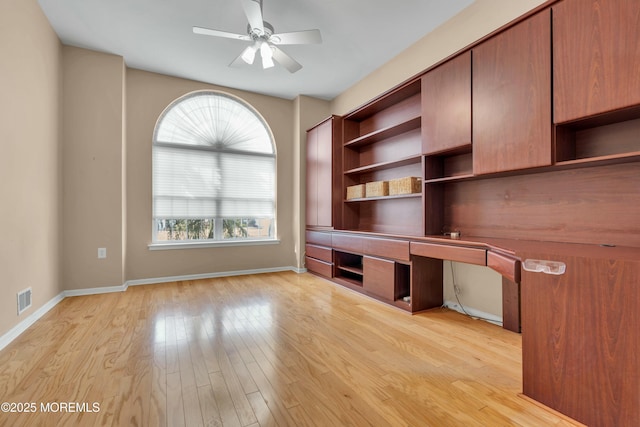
98, 248, 107, 259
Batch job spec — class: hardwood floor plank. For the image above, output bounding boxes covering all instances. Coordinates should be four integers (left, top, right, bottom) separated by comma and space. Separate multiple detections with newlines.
196, 384, 222, 427
209, 371, 242, 427
246, 391, 277, 427
166, 371, 185, 427
0, 272, 584, 427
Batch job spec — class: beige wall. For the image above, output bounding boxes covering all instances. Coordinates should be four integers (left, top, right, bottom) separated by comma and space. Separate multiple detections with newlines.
331, 0, 547, 116
125, 69, 298, 281
330, 0, 547, 318
0, 0, 62, 335
62, 46, 126, 290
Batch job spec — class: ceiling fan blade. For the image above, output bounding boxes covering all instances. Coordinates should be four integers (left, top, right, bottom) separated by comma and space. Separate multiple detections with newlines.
241, 0, 264, 34
193, 26, 251, 41
229, 52, 247, 67
270, 29, 322, 45
271, 46, 303, 73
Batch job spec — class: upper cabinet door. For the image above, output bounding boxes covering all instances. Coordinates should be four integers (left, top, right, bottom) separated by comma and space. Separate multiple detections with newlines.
553, 0, 640, 123
315, 118, 334, 227
472, 9, 552, 175
422, 51, 471, 155
305, 124, 319, 227
306, 116, 342, 229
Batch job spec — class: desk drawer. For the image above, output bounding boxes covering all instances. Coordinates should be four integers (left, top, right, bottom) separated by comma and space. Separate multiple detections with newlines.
363, 237, 410, 261
410, 242, 486, 266
305, 256, 333, 278
306, 230, 332, 247
332, 234, 364, 253
305, 244, 333, 263
487, 251, 521, 283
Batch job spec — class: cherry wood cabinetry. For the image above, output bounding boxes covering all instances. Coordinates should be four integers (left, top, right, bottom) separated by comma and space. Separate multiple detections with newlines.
342, 78, 423, 236
305, 1, 640, 422
553, 0, 640, 124
306, 116, 342, 229
422, 51, 471, 155
305, 231, 333, 278
521, 250, 640, 427
472, 9, 552, 175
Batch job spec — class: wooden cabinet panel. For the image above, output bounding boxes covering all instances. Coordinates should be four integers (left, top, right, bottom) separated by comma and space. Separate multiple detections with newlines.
521, 253, 640, 426
472, 9, 552, 174
305, 257, 333, 277
501, 277, 520, 333
410, 242, 486, 266
305, 125, 319, 226
306, 116, 341, 229
306, 230, 332, 247
305, 256, 333, 278
332, 233, 364, 253
422, 51, 471, 155
305, 244, 332, 263
487, 251, 520, 283
553, 0, 640, 123
316, 119, 333, 227
363, 256, 395, 301
363, 237, 410, 262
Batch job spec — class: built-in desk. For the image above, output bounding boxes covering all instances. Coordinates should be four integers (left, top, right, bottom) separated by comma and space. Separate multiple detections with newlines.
306, 230, 523, 332
306, 229, 640, 425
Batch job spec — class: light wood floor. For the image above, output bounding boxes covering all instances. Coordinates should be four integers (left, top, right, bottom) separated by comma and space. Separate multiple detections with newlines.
0, 271, 580, 427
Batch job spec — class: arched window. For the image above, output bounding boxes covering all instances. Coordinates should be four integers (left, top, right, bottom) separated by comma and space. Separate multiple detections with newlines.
152, 90, 276, 244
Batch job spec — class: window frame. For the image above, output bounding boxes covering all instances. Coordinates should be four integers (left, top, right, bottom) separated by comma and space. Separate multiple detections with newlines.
149, 90, 278, 249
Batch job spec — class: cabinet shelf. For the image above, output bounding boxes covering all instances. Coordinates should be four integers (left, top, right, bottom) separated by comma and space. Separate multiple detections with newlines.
424, 173, 475, 184
344, 193, 421, 203
344, 116, 421, 148
555, 151, 640, 168
344, 155, 422, 175
337, 265, 363, 276
345, 78, 421, 121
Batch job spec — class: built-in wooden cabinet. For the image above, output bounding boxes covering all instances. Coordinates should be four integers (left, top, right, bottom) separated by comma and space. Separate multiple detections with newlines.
305, 230, 333, 278
472, 9, 552, 175
553, 0, 640, 124
304, 0, 640, 422
342, 78, 423, 236
306, 116, 341, 229
421, 51, 471, 155
521, 250, 640, 427
552, 0, 640, 167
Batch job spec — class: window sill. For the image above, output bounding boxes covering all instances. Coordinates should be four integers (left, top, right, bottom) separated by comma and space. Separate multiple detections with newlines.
148, 239, 280, 251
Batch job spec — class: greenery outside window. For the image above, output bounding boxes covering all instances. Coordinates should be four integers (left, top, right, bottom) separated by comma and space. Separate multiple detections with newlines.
152, 90, 276, 245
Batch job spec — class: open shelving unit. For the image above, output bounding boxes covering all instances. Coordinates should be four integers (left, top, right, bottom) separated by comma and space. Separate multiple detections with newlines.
341, 78, 424, 237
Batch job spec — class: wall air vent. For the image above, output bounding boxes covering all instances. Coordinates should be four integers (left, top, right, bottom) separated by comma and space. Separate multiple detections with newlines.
17, 287, 32, 315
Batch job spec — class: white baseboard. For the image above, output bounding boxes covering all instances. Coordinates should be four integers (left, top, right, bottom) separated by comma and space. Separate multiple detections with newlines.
126, 266, 305, 286
443, 300, 503, 326
64, 283, 129, 297
0, 292, 65, 352
0, 266, 303, 352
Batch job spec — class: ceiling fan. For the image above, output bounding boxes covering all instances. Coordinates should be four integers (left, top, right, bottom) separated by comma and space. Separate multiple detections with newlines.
193, 0, 322, 73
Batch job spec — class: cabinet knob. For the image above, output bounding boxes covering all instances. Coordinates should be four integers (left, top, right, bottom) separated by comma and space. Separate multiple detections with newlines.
522, 259, 566, 275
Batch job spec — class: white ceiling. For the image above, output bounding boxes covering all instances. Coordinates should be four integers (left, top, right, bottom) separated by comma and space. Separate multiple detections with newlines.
38, 0, 475, 100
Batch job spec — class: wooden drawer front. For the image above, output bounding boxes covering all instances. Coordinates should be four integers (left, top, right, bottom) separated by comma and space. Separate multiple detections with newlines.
363, 256, 395, 301
332, 234, 364, 253
410, 242, 486, 266
487, 251, 521, 283
306, 230, 332, 247
305, 256, 333, 278
305, 244, 333, 263
363, 237, 410, 262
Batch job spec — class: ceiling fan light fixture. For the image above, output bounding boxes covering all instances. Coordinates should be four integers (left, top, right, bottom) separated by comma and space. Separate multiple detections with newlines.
260, 41, 274, 69
240, 42, 259, 64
